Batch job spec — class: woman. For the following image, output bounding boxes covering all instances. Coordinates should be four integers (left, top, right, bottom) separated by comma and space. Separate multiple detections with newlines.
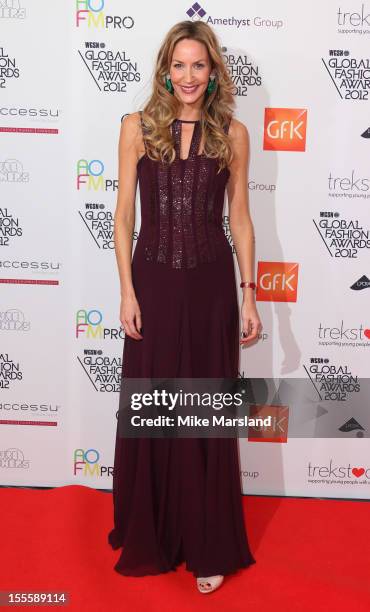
108, 20, 262, 594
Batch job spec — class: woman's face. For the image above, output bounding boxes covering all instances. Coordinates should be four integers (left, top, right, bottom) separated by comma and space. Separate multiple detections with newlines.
169, 38, 213, 105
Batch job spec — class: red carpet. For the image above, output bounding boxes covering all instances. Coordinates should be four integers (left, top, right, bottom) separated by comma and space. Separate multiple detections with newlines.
1, 484, 369, 611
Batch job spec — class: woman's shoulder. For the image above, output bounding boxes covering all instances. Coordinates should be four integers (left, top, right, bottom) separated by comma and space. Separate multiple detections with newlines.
228, 117, 249, 140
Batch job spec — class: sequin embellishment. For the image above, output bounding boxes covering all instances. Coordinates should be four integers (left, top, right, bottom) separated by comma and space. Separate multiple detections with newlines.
138, 113, 230, 269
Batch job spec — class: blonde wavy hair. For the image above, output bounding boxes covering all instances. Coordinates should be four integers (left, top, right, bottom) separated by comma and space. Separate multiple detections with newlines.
140, 20, 236, 173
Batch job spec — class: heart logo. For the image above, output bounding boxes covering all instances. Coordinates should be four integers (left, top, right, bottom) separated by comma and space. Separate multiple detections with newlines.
364, 329, 370, 339
352, 467, 365, 478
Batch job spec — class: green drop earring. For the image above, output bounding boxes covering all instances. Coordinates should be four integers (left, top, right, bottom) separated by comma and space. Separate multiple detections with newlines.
165, 74, 174, 94
206, 75, 216, 95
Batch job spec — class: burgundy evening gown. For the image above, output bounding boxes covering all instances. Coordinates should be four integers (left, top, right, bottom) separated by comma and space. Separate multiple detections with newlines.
108, 112, 256, 578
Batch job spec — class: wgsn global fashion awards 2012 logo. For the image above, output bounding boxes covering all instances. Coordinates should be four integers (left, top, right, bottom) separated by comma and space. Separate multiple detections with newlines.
313, 211, 370, 258
0, 46, 20, 89
75, 0, 134, 29
76, 159, 117, 191
78, 202, 117, 250
322, 49, 370, 100
222, 47, 262, 97
77, 349, 122, 392
78, 42, 141, 93
303, 357, 360, 402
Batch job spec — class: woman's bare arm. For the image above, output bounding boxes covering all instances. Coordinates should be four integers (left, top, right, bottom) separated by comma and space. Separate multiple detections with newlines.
227, 118, 262, 343
113, 112, 144, 339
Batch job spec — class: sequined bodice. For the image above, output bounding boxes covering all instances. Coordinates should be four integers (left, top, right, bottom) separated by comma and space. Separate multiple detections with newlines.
136, 113, 231, 269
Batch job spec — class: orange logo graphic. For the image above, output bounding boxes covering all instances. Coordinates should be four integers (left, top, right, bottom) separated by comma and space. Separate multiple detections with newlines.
257, 262, 299, 302
248, 405, 289, 443
263, 108, 307, 151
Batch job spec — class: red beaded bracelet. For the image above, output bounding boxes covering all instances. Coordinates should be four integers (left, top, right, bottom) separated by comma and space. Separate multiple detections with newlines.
240, 281, 256, 289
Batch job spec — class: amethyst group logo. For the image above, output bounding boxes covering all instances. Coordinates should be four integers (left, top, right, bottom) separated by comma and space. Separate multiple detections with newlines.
313, 211, 370, 258
75, 0, 134, 29
307, 458, 370, 485
75, 309, 124, 340
317, 319, 370, 348
0, 1, 26, 19
303, 357, 360, 402
0, 353, 22, 389
0, 208, 22, 247
322, 49, 370, 100
0, 46, 20, 89
185, 2, 283, 29
77, 349, 122, 392
76, 159, 118, 191
78, 42, 140, 93
73, 448, 112, 477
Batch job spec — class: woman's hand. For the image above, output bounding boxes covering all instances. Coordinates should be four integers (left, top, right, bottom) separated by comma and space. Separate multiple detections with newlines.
240, 300, 262, 345
120, 294, 143, 340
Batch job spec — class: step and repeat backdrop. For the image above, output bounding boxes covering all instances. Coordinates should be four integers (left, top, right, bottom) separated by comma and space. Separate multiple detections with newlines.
1, 1, 370, 498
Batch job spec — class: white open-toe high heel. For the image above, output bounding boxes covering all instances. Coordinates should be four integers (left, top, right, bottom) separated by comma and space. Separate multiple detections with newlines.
197, 575, 224, 593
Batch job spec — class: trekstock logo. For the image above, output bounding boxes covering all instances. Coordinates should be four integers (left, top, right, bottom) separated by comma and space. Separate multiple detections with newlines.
307, 458, 370, 485
313, 211, 370, 259
77, 349, 122, 392
78, 42, 140, 93
222, 47, 261, 97
75, 0, 134, 29
0, 353, 23, 389
322, 49, 370, 101
73, 448, 113, 478
317, 319, 370, 349
263, 108, 307, 152
328, 169, 370, 200
0, 1, 26, 18
0, 208, 23, 247
185, 3, 284, 29
76, 159, 118, 191
338, 417, 365, 437
350, 274, 370, 290
0, 46, 20, 89
336, 3, 370, 35
256, 261, 299, 302
75, 308, 124, 340
303, 357, 360, 402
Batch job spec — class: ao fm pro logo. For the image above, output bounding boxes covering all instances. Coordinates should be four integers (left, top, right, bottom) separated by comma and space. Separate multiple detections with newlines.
257, 262, 299, 302
75, 0, 134, 29
73, 448, 112, 477
77, 159, 118, 191
263, 108, 308, 151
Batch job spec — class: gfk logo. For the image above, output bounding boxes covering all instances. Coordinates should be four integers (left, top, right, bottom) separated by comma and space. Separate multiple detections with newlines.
263, 108, 307, 151
257, 262, 299, 302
